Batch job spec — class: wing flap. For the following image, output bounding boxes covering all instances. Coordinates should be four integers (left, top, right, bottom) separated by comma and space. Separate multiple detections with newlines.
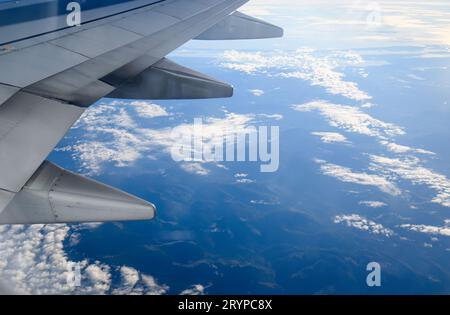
0, 161, 155, 224
0, 92, 84, 192
0, 84, 18, 105
107, 58, 233, 99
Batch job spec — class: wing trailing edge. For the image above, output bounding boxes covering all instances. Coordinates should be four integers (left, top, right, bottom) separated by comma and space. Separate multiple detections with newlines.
0, 161, 155, 225
106, 58, 233, 100
195, 11, 283, 40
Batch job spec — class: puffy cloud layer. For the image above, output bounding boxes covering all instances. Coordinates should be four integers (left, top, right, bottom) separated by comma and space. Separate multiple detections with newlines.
334, 214, 394, 237
370, 155, 450, 207
311, 131, 350, 144
0, 224, 169, 295
293, 101, 404, 139
0, 224, 77, 295
112, 266, 169, 295
221, 49, 371, 101
315, 159, 401, 196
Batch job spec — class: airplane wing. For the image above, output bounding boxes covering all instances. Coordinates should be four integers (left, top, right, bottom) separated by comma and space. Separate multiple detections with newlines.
0, 0, 283, 224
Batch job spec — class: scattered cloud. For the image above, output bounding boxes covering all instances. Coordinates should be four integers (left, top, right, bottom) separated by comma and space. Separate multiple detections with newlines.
370, 155, 450, 207
180, 284, 206, 295
315, 159, 401, 195
334, 214, 394, 237
379, 141, 435, 155
236, 179, 256, 184
407, 74, 425, 81
399, 222, 450, 237
180, 163, 210, 176
221, 49, 371, 101
130, 101, 169, 119
249, 89, 265, 97
293, 101, 404, 139
311, 131, 350, 144
258, 113, 283, 120
62, 101, 278, 176
112, 266, 169, 295
359, 201, 387, 208
250, 199, 280, 205
112, 266, 139, 295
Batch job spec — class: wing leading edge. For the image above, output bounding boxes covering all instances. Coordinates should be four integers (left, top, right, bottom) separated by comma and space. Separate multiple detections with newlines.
0, 0, 283, 225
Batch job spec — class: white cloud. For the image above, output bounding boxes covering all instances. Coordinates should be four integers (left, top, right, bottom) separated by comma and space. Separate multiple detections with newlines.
311, 131, 350, 144
0, 224, 168, 295
247, 0, 450, 47
180, 284, 206, 295
113, 266, 140, 295
236, 179, 256, 184
379, 141, 435, 155
130, 101, 169, 119
221, 49, 371, 101
293, 101, 404, 139
258, 113, 283, 120
180, 163, 210, 176
361, 103, 376, 108
359, 201, 387, 208
407, 74, 425, 81
234, 173, 248, 178
84, 264, 111, 294
315, 159, 401, 196
370, 155, 450, 207
239, 2, 273, 17
399, 223, 450, 237
249, 89, 265, 97
135, 273, 169, 296
334, 214, 394, 237
112, 266, 170, 295
0, 224, 86, 295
